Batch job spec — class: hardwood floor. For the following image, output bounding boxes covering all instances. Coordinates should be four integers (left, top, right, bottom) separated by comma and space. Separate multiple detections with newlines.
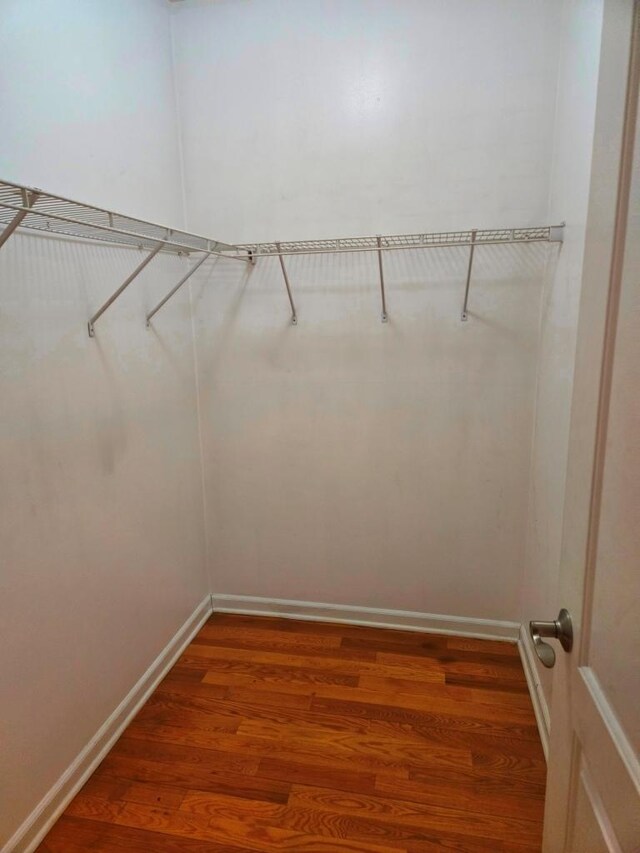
38, 615, 545, 852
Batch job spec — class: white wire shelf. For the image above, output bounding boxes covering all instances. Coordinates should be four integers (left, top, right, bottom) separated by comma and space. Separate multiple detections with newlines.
0, 178, 238, 256
0, 177, 564, 332
238, 226, 564, 258
0, 178, 249, 335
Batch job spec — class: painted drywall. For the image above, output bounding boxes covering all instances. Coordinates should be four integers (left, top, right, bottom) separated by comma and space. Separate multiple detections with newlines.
171, 0, 562, 242
0, 1, 605, 844
175, 0, 563, 619
520, 0, 604, 712
0, 0, 184, 225
0, 1, 208, 846
192, 243, 549, 619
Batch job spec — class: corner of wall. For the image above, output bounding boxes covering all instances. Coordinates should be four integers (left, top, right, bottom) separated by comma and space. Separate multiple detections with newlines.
167, 3, 212, 597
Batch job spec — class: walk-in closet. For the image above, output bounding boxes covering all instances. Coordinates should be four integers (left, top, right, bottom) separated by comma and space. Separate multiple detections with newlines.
1, 1, 639, 851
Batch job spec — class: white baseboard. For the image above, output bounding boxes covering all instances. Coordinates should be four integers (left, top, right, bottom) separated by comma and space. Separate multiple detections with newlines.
518, 623, 551, 760
211, 594, 520, 642
5, 594, 213, 853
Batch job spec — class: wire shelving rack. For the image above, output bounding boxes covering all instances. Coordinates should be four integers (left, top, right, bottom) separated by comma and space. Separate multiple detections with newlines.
0, 178, 564, 332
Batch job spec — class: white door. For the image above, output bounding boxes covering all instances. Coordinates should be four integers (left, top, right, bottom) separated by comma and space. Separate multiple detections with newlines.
541, 2, 640, 850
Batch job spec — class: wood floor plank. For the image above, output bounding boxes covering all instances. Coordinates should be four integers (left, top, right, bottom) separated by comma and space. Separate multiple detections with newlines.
111, 733, 260, 775
134, 699, 241, 733
470, 749, 547, 781
352, 718, 545, 759
65, 795, 125, 823
258, 756, 379, 794
377, 767, 546, 804
179, 787, 286, 820
405, 764, 546, 798
197, 624, 343, 647
280, 794, 539, 846
309, 690, 538, 732
445, 672, 530, 693
275, 803, 509, 852
187, 643, 445, 683
377, 652, 527, 684
236, 718, 474, 769
358, 674, 534, 710
122, 719, 480, 785
115, 801, 404, 852
342, 637, 525, 673
290, 782, 544, 827
38, 615, 545, 852
221, 685, 314, 709
446, 637, 520, 656
199, 660, 360, 689
196, 633, 380, 660
186, 679, 536, 727
153, 681, 312, 710
95, 754, 291, 803
121, 782, 188, 810
37, 815, 249, 852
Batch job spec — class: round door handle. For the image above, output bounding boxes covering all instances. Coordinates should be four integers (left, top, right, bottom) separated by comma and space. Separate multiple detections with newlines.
529, 608, 573, 668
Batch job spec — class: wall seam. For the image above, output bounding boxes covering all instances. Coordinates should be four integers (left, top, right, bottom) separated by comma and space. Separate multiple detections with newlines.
169, 5, 189, 230
545, 0, 568, 219
555, 1, 608, 621
518, 0, 567, 627
169, 5, 212, 592
188, 282, 211, 593
519, 245, 553, 618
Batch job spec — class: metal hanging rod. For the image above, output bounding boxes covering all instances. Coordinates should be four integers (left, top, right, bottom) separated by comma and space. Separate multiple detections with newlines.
247, 224, 563, 323
0, 178, 250, 335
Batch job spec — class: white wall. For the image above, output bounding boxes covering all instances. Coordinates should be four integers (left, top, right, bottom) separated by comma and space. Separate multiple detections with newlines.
520, 0, 604, 712
0, 1, 208, 847
174, 0, 564, 619
193, 242, 548, 619
0, 0, 184, 224
0, 0, 604, 844
171, 0, 562, 242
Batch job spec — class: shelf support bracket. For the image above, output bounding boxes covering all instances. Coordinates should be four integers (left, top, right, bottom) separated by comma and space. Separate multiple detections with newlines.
88, 241, 165, 337
461, 229, 477, 321
146, 251, 210, 327
376, 235, 388, 322
0, 190, 39, 251
276, 241, 297, 324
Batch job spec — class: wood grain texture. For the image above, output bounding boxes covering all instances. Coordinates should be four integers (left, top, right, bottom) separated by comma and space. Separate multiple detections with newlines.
38, 615, 545, 852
